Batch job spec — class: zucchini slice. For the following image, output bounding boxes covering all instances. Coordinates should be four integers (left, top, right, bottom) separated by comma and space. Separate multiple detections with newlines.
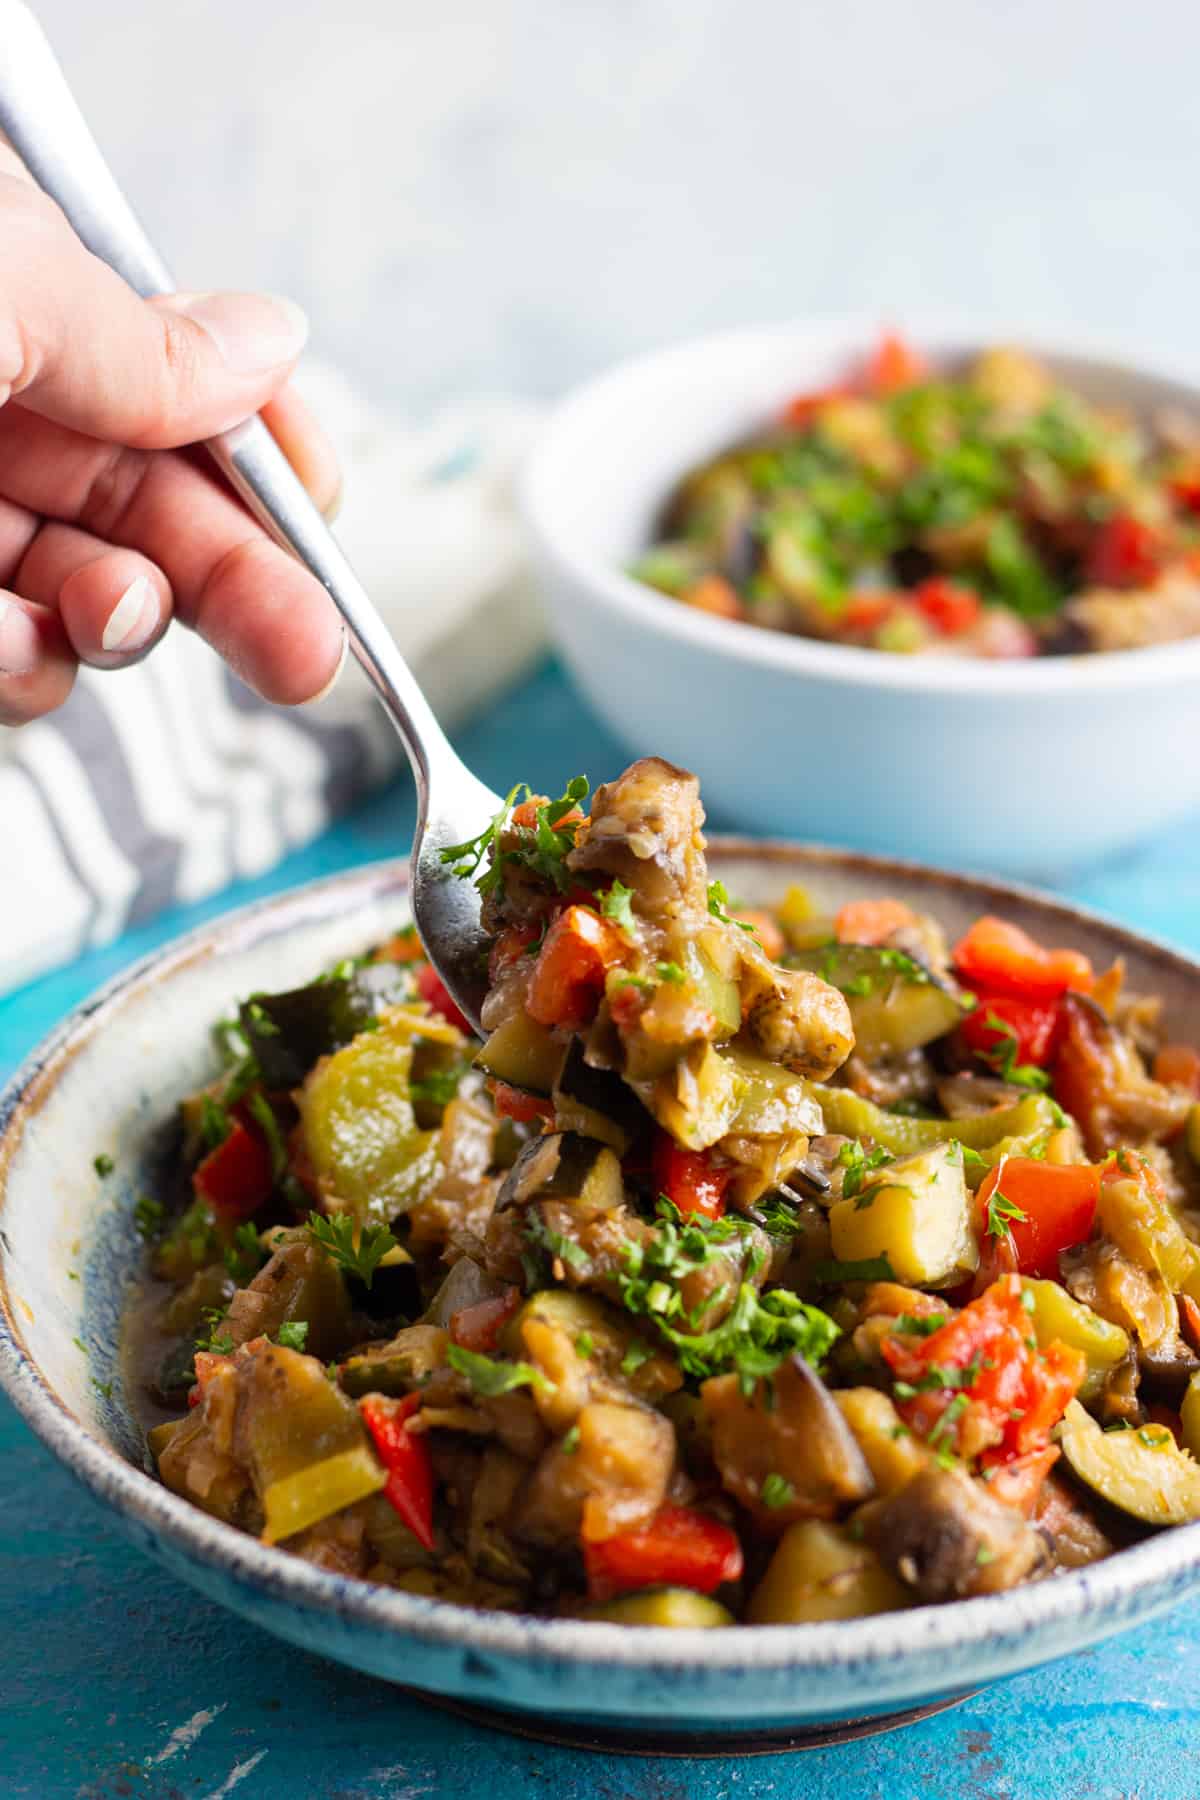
786, 945, 966, 1061
475, 1012, 564, 1098
1058, 1398, 1200, 1526
496, 1131, 624, 1217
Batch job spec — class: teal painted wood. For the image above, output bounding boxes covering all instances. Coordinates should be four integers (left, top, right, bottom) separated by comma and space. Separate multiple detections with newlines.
4, 656, 1200, 1799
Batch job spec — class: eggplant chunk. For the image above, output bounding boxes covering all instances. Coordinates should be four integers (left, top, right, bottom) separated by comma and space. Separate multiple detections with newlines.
738, 941, 854, 1081
748, 1519, 910, 1624
224, 1237, 351, 1361
515, 1401, 675, 1547
866, 1465, 1049, 1601
1058, 1397, 1200, 1526
566, 757, 708, 919
239, 962, 418, 1088
496, 1132, 624, 1217
702, 1355, 874, 1528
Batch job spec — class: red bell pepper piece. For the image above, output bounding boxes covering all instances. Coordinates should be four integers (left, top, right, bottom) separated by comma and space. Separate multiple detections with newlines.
834, 897, 915, 946
959, 988, 1064, 1068
416, 962, 471, 1034
1086, 513, 1162, 588
582, 1505, 743, 1601
192, 1116, 274, 1222
782, 383, 853, 427
982, 1444, 1060, 1515
976, 1158, 1101, 1279
913, 577, 981, 637
450, 1287, 523, 1352
525, 905, 627, 1031
840, 591, 899, 635
953, 916, 1093, 1001
359, 1393, 436, 1551
488, 1080, 555, 1125
883, 1274, 1085, 1461
652, 1134, 733, 1221
865, 330, 927, 393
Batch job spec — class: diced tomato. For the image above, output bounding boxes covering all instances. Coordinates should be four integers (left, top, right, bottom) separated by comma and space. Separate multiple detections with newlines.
415, 962, 471, 1033
489, 1080, 554, 1124
883, 1274, 1085, 1462
953, 915, 1093, 1001
834, 897, 916, 947
1171, 472, 1200, 515
652, 1134, 733, 1221
913, 577, 981, 637
959, 988, 1064, 1068
682, 574, 744, 621
1086, 513, 1162, 588
582, 1504, 743, 1601
782, 384, 853, 427
510, 796, 586, 834
732, 908, 785, 960
526, 905, 628, 1031
1153, 1043, 1200, 1095
488, 922, 543, 985
865, 330, 927, 394
187, 1349, 234, 1408
984, 1444, 1060, 1516
976, 1159, 1101, 1279
450, 1287, 522, 1353
840, 591, 899, 635
359, 1393, 436, 1551
192, 1117, 274, 1222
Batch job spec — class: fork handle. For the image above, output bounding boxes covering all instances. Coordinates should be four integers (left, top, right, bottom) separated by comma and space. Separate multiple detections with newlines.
0, 0, 452, 809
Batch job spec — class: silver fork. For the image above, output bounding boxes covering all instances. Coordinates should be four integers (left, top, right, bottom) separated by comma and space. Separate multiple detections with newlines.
0, 1, 503, 1031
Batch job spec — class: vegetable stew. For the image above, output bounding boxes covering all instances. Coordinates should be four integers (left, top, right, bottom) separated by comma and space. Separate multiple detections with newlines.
630, 334, 1200, 657
129, 759, 1200, 1625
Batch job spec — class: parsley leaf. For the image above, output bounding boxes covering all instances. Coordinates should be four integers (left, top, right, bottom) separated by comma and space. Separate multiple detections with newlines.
978, 1012, 1051, 1091
93, 1153, 114, 1178
836, 1139, 894, 1201
985, 1185, 1028, 1238
133, 1194, 165, 1241
706, 880, 754, 931
599, 880, 637, 936
655, 961, 686, 985
306, 1212, 398, 1289
760, 1473, 795, 1510
277, 1320, 310, 1352
409, 1060, 471, 1107
245, 1091, 287, 1181
447, 1344, 553, 1396
439, 782, 525, 894
224, 1222, 265, 1284
440, 776, 590, 900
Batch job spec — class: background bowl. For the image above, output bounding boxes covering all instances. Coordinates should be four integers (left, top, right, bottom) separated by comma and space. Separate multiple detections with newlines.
6, 852, 1200, 1735
522, 317, 1200, 877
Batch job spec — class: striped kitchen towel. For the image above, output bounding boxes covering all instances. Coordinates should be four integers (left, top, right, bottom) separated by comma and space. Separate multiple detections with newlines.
0, 370, 544, 994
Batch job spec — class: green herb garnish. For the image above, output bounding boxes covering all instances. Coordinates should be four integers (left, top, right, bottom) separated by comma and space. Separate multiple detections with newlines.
306, 1212, 398, 1289
760, 1473, 796, 1510
276, 1320, 309, 1352
93, 1153, 114, 1178
447, 1344, 552, 1397
706, 880, 755, 931
599, 880, 637, 936
979, 1012, 1051, 1091
985, 1185, 1028, 1238
133, 1194, 165, 1241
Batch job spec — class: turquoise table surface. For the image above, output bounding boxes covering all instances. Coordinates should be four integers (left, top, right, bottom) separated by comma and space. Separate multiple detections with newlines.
4, 657, 1200, 1800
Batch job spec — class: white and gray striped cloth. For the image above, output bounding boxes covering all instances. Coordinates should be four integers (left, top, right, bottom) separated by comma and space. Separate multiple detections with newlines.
1, 373, 544, 994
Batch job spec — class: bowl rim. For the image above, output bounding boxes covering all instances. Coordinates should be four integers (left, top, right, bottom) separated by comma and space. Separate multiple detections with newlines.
521, 310, 1200, 697
5, 847, 1200, 1677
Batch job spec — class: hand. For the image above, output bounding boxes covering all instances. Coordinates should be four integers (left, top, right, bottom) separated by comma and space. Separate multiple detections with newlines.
0, 149, 345, 726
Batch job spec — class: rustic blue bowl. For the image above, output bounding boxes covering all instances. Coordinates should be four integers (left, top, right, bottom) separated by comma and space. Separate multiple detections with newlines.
4, 850, 1200, 1738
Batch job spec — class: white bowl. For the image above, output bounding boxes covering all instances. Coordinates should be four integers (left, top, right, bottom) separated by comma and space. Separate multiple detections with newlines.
522, 317, 1200, 877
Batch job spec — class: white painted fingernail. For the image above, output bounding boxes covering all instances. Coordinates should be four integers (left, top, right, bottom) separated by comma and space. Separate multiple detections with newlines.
101, 575, 158, 654
0, 597, 40, 674
305, 626, 348, 705
163, 290, 310, 375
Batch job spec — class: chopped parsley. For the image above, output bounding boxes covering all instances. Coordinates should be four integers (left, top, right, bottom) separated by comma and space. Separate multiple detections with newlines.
837, 1140, 894, 1202
524, 1210, 590, 1277
224, 1222, 265, 1284
979, 1012, 1051, 1092
656, 961, 686, 985
133, 1194, 165, 1241
706, 880, 754, 932
561, 1424, 581, 1456
927, 1390, 970, 1447
409, 1060, 471, 1107
276, 1320, 309, 1352
93, 1153, 114, 1178
245, 1091, 287, 1181
893, 1313, 948, 1338
306, 1212, 398, 1289
447, 1344, 552, 1397
574, 1332, 595, 1359
244, 999, 280, 1039
985, 1185, 1028, 1238
619, 1339, 654, 1376
440, 776, 589, 898
195, 1306, 233, 1355
599, 880, 637, 936
760, 1473, 796, 1510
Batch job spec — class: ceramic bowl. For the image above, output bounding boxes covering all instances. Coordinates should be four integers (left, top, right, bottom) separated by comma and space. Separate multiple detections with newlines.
4, 852, 1200, 1739
521, 317, 1200, 877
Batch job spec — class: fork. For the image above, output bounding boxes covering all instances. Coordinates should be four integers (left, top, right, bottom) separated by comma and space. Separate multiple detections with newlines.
0, 0, 504, 1031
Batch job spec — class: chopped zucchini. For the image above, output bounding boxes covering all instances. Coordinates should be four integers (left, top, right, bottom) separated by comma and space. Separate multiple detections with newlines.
639, 1042, 744, 1151
552, 1039, 647, 1155
475, 1012, 564, 1098
805, 1083, 1063, 1175
828, 1142, 978, 1288
787, 945, 966, 1060
1021, 1279, 1129, 1400
1058, 1398, 1200, 1526
1096, 1174, 1200, 1303
495, 1132, 624, 1217
748, 1520, 909, 1624
296, 1011, 442, 1226
581, 1589, 734, 1627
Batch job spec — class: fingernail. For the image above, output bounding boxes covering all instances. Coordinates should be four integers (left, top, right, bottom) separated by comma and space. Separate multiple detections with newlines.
305, 626, 348, 705
164, 290, 309, 375
0, 598, 40, 675
101, 575, 158, 654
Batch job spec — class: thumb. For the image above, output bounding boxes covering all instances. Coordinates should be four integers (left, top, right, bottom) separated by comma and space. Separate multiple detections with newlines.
2, 173, 308, 449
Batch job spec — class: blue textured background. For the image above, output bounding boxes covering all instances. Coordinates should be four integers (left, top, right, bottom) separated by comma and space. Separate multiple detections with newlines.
4, 659, 1200, 1800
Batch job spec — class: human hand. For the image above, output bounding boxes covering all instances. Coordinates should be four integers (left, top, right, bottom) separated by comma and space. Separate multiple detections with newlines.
0, 148, 345, 726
